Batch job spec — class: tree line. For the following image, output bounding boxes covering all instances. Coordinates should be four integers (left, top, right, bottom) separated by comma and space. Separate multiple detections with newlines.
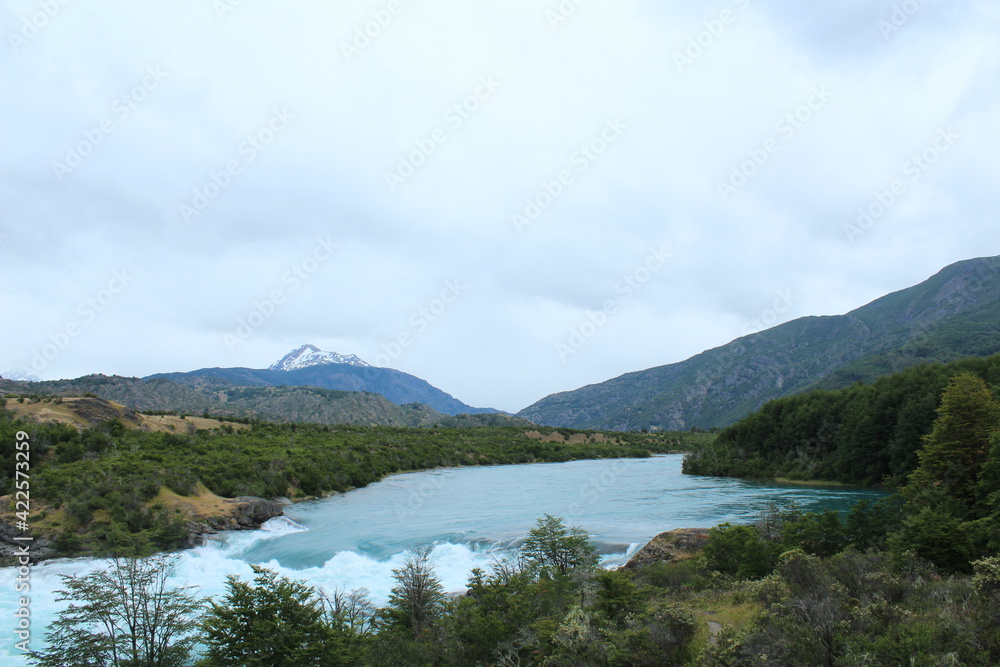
684, 353, 1000, 485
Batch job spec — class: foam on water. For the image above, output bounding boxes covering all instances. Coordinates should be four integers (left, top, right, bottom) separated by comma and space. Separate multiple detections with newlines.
259, 516, 309, 535
0, 535, 491, 663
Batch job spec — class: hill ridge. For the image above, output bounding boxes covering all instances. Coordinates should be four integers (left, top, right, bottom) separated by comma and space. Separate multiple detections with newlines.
518, 255, 1000, 431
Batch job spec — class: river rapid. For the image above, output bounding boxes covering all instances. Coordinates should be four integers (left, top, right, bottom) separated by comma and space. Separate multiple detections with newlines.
0, 454, 884, 661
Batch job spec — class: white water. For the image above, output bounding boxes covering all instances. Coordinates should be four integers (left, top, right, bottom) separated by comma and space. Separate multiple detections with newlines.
0, 455, 883, 662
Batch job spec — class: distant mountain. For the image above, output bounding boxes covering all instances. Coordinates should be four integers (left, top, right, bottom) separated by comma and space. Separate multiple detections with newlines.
1, 369, 40, 382
519, 255, 1000, 431
269, 344, 369, 371
0, 375, 530, 428
147, 345, 498, 417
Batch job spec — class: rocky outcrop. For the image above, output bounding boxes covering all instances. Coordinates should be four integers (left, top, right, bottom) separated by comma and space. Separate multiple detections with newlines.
183, 496, 284, 546
0, 519, 58, 562
624, 528, 711, 569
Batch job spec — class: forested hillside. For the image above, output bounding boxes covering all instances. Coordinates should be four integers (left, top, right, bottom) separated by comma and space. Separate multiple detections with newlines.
684, 354, 1000, 486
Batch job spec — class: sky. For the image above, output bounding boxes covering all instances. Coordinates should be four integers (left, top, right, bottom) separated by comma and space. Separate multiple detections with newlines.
1, 0, 998, 413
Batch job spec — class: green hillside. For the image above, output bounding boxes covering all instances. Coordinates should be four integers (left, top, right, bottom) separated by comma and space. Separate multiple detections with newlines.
520, 255, 1000, 431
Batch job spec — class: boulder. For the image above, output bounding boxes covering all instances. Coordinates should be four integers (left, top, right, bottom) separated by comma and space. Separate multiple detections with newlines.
185, 496, 284, 546
228, 496, 284, 527
624, 527, 711, 569
0, 519, 58, 562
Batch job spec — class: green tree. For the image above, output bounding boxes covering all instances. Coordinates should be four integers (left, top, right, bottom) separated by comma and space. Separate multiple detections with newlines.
380, 549, 445, 635
889, 507, 973, 572
593, 569, 642, 626
781, 510, 847, 558
976, 431, 1000, 510
200, 565, 362, 666
370, 550, 446, 665
440, 562, 544, 665
844, 497, 900, 550
605, 601, 698, 666
521, 514, 599, 577
910, 373, 1000, 502
29, 554, 202, 667
702, 523, 778, 579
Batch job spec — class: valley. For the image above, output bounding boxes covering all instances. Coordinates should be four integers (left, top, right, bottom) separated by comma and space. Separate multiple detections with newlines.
3, 255, 1000, 664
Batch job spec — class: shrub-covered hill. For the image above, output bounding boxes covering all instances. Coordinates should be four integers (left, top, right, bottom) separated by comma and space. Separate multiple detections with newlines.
683, 353, 1000, 486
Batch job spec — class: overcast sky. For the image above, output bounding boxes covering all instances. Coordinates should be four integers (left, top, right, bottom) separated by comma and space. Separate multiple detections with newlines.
2, 0, 998, 413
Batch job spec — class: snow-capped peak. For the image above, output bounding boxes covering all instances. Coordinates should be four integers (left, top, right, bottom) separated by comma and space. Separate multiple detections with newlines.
1, 368, 41, 382
269, 344, 370, 372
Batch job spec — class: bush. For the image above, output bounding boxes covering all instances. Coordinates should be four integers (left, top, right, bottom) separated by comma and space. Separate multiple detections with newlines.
702, 523, 779, 579
781, 510, 847, 557
889, 507, 974, 572
606, 601, 698, 666
63, 499, 93, 528
639, 558, 705, 591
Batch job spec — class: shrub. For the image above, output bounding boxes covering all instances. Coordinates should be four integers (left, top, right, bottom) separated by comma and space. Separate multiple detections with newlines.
702, 523, 779, 579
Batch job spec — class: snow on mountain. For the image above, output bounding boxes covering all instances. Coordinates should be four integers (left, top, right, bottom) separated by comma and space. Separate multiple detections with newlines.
269, 344, 370, 372
1, 369, 41, 382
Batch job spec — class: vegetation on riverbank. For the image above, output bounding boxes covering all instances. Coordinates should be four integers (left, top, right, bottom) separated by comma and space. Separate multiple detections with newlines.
29, 510, 1000, 666
684, 353, 1000, 485
692, 367, 1000, 569
14, 354, 1000, 662
0, 404, 705, 560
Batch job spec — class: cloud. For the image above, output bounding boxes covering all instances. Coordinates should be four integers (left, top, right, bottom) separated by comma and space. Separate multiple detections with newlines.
1, 0, 998, 412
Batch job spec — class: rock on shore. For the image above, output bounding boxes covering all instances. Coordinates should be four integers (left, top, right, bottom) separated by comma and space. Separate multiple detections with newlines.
624, 527, 711, 568
181, 496, 285, 547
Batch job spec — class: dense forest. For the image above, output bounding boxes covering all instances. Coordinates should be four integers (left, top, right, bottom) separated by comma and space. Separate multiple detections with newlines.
683, 356, 1000, 572
0, 406, 699, 557
684, 353, 1000, 485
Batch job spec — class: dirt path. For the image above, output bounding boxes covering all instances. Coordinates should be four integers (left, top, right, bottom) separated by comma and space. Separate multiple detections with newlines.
703, 612, 724, 647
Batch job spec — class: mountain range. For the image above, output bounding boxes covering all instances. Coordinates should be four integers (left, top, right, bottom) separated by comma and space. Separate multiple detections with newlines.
0, 373, 527, 429
518, 255, 1000, 431
0, 344, 514, 427
5, 256, 1000, 433
147, 344, 497, 416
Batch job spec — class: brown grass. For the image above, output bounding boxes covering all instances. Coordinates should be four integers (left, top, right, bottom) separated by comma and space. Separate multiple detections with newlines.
3, 397, 248, 433
523, 430, 620, 445
4, 399, 95, 429
153, 481, 235, 521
